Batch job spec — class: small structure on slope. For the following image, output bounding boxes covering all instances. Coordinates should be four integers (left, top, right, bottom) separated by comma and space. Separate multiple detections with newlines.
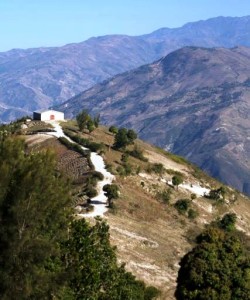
33, 109, 64, 121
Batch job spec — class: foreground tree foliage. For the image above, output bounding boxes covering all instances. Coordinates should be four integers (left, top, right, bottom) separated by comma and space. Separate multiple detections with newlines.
0, 129, 159, 299
63, 219, 159, 299
0, 136, 72, 299
175, 222, 250, 300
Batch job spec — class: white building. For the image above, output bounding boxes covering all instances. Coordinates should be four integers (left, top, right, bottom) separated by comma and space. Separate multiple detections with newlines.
33, 109, 65, 121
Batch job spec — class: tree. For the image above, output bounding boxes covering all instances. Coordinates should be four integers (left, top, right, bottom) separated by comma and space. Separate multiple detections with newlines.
127, 129, 137, 144
63, 219, 158, 299
0, 137, 72, 299
113, 128, 137, 150
219, 213, 237, 232
76, 110, 100, 133
103, 184, 119, 207
175, 226, 250, 300
86, 118, 95, 133
76, 110, 90, 131
109, 125, 118, 134
172, 175, 183, 190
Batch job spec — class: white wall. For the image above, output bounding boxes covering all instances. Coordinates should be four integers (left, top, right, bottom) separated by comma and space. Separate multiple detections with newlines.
40, 110, 64, 121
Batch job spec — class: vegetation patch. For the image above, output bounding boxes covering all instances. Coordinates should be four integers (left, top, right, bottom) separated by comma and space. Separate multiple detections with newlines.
63, 128, 105, 153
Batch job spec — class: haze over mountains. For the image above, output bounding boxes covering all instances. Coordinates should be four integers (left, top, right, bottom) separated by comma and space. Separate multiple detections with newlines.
0, 15, 250, 122
58, 46, 250, 196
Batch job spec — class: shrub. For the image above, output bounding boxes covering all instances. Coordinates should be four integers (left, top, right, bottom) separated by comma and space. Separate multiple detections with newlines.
109, 125, 118, 134
219, 213, 237, 232
63, 129, 105, 154
156, 189, 171, 204
85, 186, 97, 198
121, 152, 129, 163
129, 146, 148, 162
188, 208, 198, 219
116, 163, 133, 176
174, 199, 190, 214
206, 186, 225, 201
190, 193, 197, 200
147, 163, 165, 175
144, 286, 161, 300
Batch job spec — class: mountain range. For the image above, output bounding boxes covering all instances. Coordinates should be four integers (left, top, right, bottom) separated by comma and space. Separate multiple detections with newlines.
1, 15, 250, 122
58, 46, 250, 196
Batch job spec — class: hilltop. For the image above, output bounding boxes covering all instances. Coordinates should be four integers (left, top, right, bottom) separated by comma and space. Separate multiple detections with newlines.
1, 15, 250, 122
23, 119, 250, 299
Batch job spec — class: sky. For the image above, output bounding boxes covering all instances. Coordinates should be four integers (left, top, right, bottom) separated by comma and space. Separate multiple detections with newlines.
0, 0, 249, 52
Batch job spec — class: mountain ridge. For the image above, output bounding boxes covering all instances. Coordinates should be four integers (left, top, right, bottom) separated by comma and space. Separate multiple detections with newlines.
57, 46, 250, 195
1, 15, 250, 122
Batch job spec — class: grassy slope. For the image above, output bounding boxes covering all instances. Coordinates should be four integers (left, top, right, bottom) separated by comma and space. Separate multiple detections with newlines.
27, 121, 250, 300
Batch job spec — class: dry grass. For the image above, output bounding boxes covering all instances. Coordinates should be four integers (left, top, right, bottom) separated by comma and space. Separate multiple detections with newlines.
26, 124, 250, 299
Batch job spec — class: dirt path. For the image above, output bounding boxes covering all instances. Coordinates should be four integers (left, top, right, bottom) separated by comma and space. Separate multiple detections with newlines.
46, 121, 114, 217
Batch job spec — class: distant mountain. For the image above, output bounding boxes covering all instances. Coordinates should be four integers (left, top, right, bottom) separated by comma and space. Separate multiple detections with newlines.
58, 46, 250, 195
1, 15, 250, 122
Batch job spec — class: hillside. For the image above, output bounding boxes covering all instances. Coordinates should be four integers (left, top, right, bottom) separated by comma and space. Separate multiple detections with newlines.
1, 15, 250, 122
58, 46, 250, 196
23, 120, 250, 299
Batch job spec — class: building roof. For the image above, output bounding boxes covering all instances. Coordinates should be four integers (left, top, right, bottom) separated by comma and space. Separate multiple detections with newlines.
33, 109, 64, 114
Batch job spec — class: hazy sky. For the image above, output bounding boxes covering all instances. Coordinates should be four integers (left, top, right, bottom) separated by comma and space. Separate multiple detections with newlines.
0, 0, 249, 51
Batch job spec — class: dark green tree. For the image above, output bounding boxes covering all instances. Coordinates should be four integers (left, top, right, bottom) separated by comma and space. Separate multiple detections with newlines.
86, 118, 95, 133
174, 199, 190, 214
113, 128, 129, 149
109, 125, 118, 134
219, 213, 237, 232
127, 129, 137, 144
113, 128, 137, 150
76, 110, 101, 133
63, 219, 158, 299
0, 137, 72, 299
103, 184, 119, 207
76, 110, 90, 131
172, 175, 183, 190
175, 227, 250, 300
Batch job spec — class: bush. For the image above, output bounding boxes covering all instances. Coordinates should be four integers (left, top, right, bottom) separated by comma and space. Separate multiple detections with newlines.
206, 186, 226, 201
144, 286, 161, 300
219, 213, 237, 232
174, 199, 190, 214
116, 163, 133, 176
156, 189, 171, 204
109, 125, 118, 134
85, 186, 97, 198
129, 146, 148, 162
190, 193, 197, 200
188, 208, 198, 219
63, 129, 105, 154
147, 163, 165, 175
121, 152, 129, 163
